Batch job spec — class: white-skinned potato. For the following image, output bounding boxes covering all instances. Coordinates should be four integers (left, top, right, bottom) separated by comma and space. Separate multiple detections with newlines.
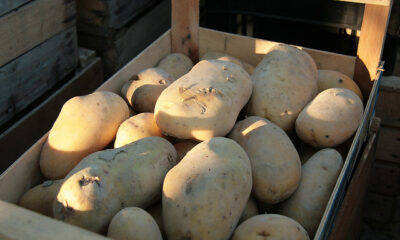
201, 52, 244, 67
157, 53, 193, 80
114, 113, 163, 148
318, 69, 363, 100
242, 61, 255, 75
246, 43, 318, 132
18, 180, 63, 217
173, 140, 198, 162
53, 137, 178, 233
295, 88, 363, 148
155, 60, 252, 141
239, 197, 259, 223
40, 91, 129, 179
163, 137, 252, 240
229, 116, 301, 204
107, 207, 162, 240
279, 148, 343, 236
232, 214, 310, 240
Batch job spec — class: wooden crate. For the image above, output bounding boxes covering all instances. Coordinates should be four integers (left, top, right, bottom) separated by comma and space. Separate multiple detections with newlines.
0, 55, 104, 173
78, 0, 171, 77
0, 0, 32, 16
0, 0, 393, 239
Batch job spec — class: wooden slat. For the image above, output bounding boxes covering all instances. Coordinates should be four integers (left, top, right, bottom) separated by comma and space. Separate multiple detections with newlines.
0, 58, 103, 174
376, 126, 400, 164
0, 0, 31, 16
376, 76, 400, 126
329, 117, 380, 240
0, 27, 78, 127
336, 0, 390, 6
353, 1, 392, 98
171, 0, 199, 62
0, 200, 109, 240
0, 0, 76, 67
0, 29, 171, 204
364, 193, 397, 223
369, 160, 400, 196
199, 28, 356, 78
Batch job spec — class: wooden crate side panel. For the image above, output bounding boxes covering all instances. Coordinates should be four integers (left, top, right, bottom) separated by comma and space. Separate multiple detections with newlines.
0, 30, 170, 204
0, 58, 103, 174
376, 126, 400, 163
75, 0, 106, 27
0, 27, 78, 127
376, 76, 400, 126
0, 0, 76, 67
0, 200, 109, 240
0, 0, 31, 16
369, 160, 400, 195
199, 28, 356, 78
364, 192, 397, 223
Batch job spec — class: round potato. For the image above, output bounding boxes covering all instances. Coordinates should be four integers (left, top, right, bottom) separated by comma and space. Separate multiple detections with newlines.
163, 137, 252, 240
40, 91, 129, 179
155, 60, 252, 141
201, 51, 244, 67
232, 214, 309, 240
229, 116, 301, 204
107, 207, 162, 240
295, 88, 363, 148
157, 53, 193, 80
173, 140, 198, 162
279, 148, 343, 236
318, 69, 363, 100
114, 113, 163, 148
246, 43, 318, 132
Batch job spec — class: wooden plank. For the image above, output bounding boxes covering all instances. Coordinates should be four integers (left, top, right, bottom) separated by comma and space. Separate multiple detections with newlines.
0, 200, 109, 240
0, 29, 170, 204
353, 1, 392, 98
375, 126, 400, 164
0, 58, 103, 174
0, 0, 31, 16
376, 76, 400, 126
171, 0, 199, 62
79, 48, 97, 68
0, 27, 78, 127
369, 160, 400, 196
0, 0, 76, 67
364, 193, 397, 223
336, 0, 390, 6
199, 27, 356, 78
329, 117, 380, 240
78, 0, 171, 77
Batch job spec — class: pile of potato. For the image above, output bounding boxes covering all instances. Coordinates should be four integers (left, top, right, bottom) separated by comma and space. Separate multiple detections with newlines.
19, 46, 364, 239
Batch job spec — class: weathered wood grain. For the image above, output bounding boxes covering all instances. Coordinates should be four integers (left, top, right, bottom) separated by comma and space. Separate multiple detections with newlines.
0, 27, 78, 127
0, 0, 31, 16
0, 0, 76, 67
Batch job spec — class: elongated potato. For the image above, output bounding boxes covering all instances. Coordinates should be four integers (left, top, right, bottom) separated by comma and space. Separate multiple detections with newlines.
201, 52, 244, 67
229, 116, 301, 204
107, 207, 162, 240
114, 113, 163, 148
232, 214, 309, 240
157, 53, 193, 80
40, 91, 129, 179
173, 140, 198, 162
318, 69, 363, 100
122, 68, 172, 112
239, 197, 259, 223
279, 149, 343, 236
155, 60, 252, 141
163, 137, 252, 240
296, 88, 363, 148
19, 180, 63, 217
53, 137, 178, 233
246, 43, 318, 131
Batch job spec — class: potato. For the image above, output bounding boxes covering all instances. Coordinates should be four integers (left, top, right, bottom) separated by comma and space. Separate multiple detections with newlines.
173, 140, 198, 162
201, 51, 244, 67
232, 214, 309, 240
295, 88, 363, 148
318, 69, 363, 100
242, 61, 255, 75
163, 137, 252, 240
229, 116, 301, 204
157, 53, 194, 80
18, 180, 63, 217
147, 203, 166, 238
246, 43, 318, 132
107, 207, 162, 240
239, 197, 259, 223
40, 91, 129, 179
53, 137, 178, 233
114, 113, 163, 148
279, 148, 343, 236
121, 68, 172, 112
155, 60, 252, 141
